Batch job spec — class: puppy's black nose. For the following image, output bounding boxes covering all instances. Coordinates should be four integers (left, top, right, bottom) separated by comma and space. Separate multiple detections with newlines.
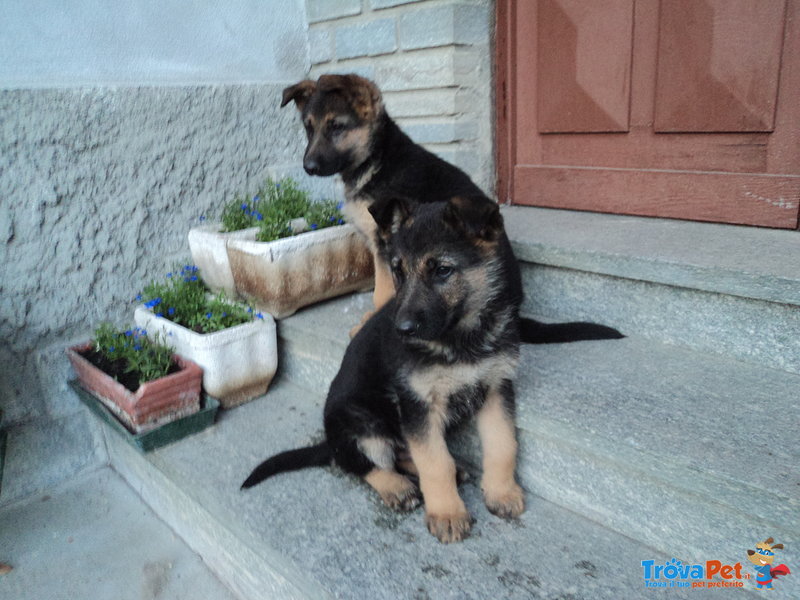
303, 156, 320, 175
396, 319, 417, 337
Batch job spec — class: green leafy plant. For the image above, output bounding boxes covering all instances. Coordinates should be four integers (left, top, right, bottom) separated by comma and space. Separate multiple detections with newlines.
219, 177, 345, 242
93, 323, 175, 385
139, 265, 262, 334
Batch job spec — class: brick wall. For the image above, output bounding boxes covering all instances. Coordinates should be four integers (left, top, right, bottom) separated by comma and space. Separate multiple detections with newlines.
305, 0, 495, 196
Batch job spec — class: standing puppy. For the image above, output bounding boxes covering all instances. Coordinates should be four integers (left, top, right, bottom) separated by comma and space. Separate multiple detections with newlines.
243, 197, 525, 543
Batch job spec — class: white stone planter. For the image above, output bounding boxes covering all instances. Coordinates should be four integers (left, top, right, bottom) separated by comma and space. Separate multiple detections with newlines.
188, 224, 259, 296
226, 224, 374, 319
134, 306, 277, 409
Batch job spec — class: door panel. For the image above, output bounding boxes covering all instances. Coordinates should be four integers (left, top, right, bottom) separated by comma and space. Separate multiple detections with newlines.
537, 0, 634, 133
654, 0, 786, 133
496, 0, 800, 228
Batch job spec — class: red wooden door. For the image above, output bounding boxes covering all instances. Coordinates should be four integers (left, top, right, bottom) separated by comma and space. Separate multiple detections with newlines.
496, 0, 800, 229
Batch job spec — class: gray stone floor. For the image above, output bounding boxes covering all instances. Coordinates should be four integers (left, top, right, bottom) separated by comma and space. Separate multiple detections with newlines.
0, 467, 237, 600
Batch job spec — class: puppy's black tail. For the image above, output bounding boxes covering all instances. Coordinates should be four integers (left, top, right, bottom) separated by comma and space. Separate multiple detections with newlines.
241, 442, 332, 490
520, 317, 624, 344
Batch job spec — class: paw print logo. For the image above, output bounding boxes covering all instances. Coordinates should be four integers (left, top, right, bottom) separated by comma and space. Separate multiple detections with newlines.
663, 558, 684, 579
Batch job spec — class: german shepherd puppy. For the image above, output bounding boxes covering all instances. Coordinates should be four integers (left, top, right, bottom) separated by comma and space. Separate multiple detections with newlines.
243, 196, 525, 543
279, 73, 623, 344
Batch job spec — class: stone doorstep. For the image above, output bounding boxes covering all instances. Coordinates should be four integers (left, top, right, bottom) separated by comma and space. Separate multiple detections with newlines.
275, 294, 799, 559
102, 378, 742, 600
502, 206, 800, 308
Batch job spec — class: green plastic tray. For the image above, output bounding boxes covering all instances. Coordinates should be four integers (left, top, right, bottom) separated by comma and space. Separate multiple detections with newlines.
68, 380, 219, 453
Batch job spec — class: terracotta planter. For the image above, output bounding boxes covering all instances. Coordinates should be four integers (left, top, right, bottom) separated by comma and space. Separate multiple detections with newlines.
188, 224, 259, 296
226, 224, 374, 318
134, 306, 278, 408
66, 343, 202, 434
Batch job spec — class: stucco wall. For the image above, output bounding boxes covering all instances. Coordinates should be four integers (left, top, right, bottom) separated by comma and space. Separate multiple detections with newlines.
0, 85, 309, 427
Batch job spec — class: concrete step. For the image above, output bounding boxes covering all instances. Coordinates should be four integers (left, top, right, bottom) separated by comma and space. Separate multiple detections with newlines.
0, 466, 236, 600
101, 377, 743, 600
502, 207, 800, 375
277, 293, 800, 589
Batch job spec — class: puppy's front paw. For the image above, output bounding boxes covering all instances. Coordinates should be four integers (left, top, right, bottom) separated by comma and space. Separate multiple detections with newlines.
425, 509, 473, 543
483, 482, 525, 519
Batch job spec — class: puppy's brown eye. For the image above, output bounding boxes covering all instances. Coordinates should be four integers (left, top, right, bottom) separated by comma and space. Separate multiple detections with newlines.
435, 265, 454, 280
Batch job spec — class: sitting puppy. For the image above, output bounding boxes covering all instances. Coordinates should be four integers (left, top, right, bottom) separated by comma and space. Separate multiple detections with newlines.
243, 196, 525, 543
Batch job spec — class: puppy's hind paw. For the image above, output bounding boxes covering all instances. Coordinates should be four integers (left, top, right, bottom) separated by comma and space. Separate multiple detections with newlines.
381, 485, 422, 512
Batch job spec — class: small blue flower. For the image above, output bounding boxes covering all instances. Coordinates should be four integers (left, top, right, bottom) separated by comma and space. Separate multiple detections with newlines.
252, 195, 260, 202
311, 223, 318, 230
256, 312, 264, 320
247, 307, 253, 313
338, 218, 345, 225
109, 346, 115, 352
275, 183, 281, 190
190, 275, 198, 282
206, 312, 213, 319
199, 215, 207, 222
156, 312, 163, 317
166, 272, 173, 278
139, 329, 147, 336
255, 212, 263, 221
134, 344, 142, 351
222, 312, 227, 317
336, 202, 344, 211
135, 294, 143, 302
241, 203, 249, 211
168, 307, 175, 316
124, 330, 133, 337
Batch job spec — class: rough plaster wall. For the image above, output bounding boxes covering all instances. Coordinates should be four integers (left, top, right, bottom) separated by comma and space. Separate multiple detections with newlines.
0, 85, 307, 426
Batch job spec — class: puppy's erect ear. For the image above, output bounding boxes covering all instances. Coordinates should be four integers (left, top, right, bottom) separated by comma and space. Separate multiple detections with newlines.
443, 196, 504, 242
369, 197, 411, 239
281, 80, 316, 110
317, 74, 383, 121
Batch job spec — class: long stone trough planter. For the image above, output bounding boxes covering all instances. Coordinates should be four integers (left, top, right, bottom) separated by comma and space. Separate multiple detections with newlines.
134, 307, 278, 409
190, 223, 374, 319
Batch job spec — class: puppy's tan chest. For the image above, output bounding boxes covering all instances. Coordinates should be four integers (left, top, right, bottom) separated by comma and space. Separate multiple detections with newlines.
407, 354, 518, 406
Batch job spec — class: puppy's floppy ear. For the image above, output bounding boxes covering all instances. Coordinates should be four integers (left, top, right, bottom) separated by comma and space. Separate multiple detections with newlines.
369, 197, 411, 239
281, 80, 316, 110
317, 74, 383, 120
443, 196, 504, 242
